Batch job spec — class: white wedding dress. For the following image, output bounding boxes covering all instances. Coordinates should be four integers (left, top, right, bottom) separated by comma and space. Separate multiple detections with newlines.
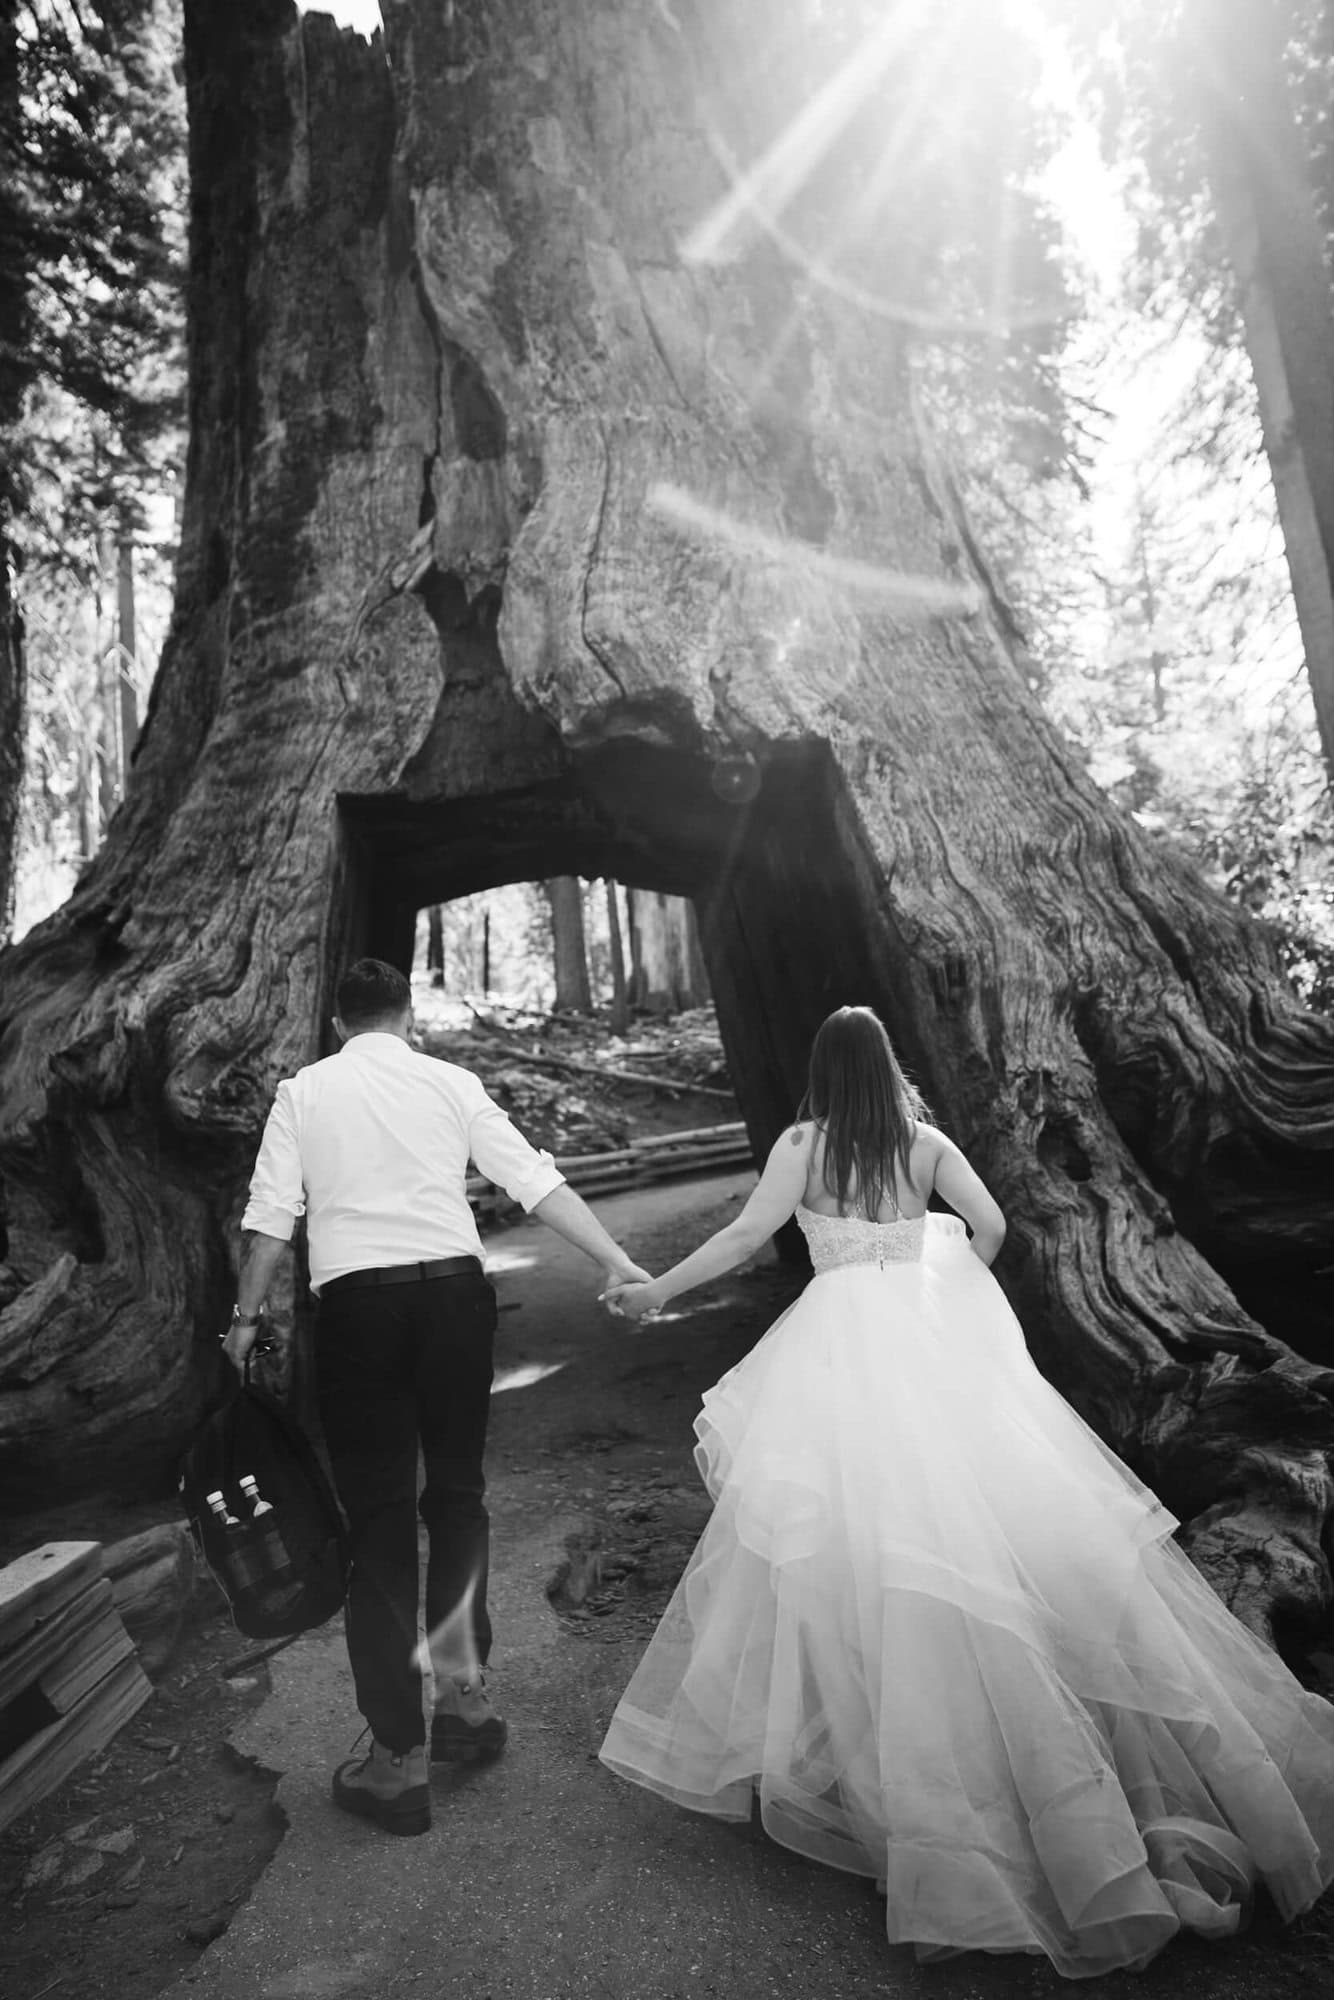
599, 1204, 1334, 1978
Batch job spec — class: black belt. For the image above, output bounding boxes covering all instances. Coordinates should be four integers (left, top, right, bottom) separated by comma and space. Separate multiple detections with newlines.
321, 1256, 482, 1297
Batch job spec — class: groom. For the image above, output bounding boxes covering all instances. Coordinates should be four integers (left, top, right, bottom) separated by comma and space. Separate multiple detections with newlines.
223, 957, 649, 1835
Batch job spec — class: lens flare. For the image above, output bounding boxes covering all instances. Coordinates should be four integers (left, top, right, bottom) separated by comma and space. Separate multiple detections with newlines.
647, 483, 981, 618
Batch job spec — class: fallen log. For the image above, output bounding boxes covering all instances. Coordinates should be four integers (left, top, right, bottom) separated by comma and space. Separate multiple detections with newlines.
629, 1123, 747, 1149
465, 1123, 753, 1210
464, 1010, 733, 1100
485, 1041, 734, 1100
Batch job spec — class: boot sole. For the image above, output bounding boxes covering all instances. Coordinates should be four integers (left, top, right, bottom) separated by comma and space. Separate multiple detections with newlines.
430, 1716, 508, 1763
331, 1765, 431, 1835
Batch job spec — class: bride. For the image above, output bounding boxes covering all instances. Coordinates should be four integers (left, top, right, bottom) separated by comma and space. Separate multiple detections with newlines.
599, 1005, 1334, 1978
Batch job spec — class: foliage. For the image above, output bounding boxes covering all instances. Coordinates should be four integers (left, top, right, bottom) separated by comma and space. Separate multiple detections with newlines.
1042, 379, 1334, 1008
4, 0, 186, 939
912, 0, 1334, 1010
3, 0, 185, 533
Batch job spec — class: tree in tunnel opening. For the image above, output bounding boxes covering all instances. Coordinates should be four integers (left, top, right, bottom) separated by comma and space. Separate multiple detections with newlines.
546, 875, 593, 1014
626, 891, 711, 1015
406, 878, 692, 1024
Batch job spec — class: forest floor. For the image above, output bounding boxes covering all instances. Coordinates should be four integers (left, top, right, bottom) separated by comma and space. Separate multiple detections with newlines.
4, 1007, 1334, 1998
408, 988, 735, 1157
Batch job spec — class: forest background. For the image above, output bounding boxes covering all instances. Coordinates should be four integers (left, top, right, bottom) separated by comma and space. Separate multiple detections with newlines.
3, 0, 1333, 1019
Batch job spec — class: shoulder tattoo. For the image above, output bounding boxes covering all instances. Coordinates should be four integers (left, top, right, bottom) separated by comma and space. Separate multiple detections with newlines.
788, 1124, 806, 1146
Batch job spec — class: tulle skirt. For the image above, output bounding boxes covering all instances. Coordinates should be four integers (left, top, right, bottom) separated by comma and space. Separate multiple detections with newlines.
598, 1219, 1334, 1978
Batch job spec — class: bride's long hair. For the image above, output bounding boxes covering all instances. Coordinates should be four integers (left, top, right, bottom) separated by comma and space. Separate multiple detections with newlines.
798, 1006, 932, 1217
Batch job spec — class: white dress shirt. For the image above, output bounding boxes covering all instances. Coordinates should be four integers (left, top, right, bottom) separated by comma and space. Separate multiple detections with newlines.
241, 1031, 565, 1293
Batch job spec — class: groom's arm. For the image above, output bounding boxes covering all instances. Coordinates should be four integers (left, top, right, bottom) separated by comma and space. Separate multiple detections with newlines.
223, 1084, 304, 1371
530, 1183, 651, 1287
221, 1228, 290, 1371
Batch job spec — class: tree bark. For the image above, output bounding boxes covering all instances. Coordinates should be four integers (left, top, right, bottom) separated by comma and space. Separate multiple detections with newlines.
96, 525, 122, 837
0, 0, 1330, 1653
0, 0, 24, 944
0, 536, 21, 944
627, 889, 711, 1013
547, 875, 593, 1014
1195, 0, 1334, 787
116, 527, 140, 779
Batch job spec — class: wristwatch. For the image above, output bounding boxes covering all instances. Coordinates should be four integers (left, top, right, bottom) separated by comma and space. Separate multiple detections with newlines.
223, 1304, 262, 1342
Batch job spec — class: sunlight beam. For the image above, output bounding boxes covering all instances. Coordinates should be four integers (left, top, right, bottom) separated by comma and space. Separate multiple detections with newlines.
491, 1360, 570, 1394
648, 483, 982, 618
681, 0, 932, 267
683, 2, 1066, 341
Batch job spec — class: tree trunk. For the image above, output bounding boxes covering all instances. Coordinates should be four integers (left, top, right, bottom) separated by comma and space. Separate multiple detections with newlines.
76, 730, 100, 866
605, 878, 630, 1034
116, 527, 140, 779
627, 889, 711, 1013
685, 900, 710, 1005
0, 1, 24, 943
547, 875, 592, 1014
1195, 0, 1334, 787
426, 904, 444, 986
0, 1, 1331, 1651
0, 535, 21, 944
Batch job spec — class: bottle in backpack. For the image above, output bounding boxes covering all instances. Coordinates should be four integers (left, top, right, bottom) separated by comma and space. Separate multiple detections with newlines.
206, 1489, 265, 1592
239, 1473, 295, 1582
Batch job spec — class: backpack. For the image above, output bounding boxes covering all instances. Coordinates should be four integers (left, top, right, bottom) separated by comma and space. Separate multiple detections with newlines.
180, 1360, 350, 1641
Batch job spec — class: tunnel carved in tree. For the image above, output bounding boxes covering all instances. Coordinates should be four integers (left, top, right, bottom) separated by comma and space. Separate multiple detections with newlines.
0, 0, 1332, 1651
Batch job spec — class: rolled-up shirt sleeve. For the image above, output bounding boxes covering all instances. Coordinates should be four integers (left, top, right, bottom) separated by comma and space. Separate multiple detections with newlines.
466, 1089, 566, 1212
240, 1080, 306, 1240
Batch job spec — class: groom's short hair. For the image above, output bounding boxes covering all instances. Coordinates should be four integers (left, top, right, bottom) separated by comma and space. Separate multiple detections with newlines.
336, 958, 411, 1030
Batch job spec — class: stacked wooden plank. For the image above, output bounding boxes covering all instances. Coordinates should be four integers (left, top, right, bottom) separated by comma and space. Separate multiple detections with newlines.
0, 1541, 152, 1833
467, 1120, 753, 1215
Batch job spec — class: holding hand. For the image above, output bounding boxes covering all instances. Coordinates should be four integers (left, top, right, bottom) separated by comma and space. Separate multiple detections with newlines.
599, 1257, 651, 1314
601, 1278, 665, 1323
220, 1313, 262, 1377
220, 1305, 277, 1377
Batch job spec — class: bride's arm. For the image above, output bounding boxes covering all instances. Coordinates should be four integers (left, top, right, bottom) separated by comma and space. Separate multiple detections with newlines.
605, 1124, 812, 1319
927, 1130, 1007, 1264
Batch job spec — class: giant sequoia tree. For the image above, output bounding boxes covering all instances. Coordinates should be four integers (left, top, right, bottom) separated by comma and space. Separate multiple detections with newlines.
1, 0, 1332, 1644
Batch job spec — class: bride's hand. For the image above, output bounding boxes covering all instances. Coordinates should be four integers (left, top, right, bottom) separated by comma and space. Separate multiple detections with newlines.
601, 1278, 664, 1322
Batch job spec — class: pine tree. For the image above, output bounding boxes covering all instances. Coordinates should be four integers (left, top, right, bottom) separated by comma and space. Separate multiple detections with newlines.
0, 0, 185, 937
1064, 0, 1334, 789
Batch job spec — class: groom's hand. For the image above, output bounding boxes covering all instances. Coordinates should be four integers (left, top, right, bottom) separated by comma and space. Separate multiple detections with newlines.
601, 1279, 663, 1323
599, 1258, 651, 1306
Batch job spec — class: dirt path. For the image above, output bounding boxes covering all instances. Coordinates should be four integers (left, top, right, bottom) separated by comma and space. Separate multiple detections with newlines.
4, 1170, 1334, 1999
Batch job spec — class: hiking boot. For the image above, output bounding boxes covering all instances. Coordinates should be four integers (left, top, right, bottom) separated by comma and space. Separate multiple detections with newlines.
332, 1738, 431, 1835
430, 1674, 508, 1762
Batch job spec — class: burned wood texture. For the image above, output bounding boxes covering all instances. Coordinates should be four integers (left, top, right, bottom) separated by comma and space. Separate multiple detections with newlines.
0, 1, 1331, 1644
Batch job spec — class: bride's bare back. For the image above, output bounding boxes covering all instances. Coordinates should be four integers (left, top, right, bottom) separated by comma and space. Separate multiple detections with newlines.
801, 1120, 936, 1221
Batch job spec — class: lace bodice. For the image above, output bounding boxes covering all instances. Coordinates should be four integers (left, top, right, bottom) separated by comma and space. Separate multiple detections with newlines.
796, 1205, 964, 1272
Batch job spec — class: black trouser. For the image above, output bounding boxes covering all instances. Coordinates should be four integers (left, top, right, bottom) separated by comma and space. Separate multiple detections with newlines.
316, 1269, 498, 1754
